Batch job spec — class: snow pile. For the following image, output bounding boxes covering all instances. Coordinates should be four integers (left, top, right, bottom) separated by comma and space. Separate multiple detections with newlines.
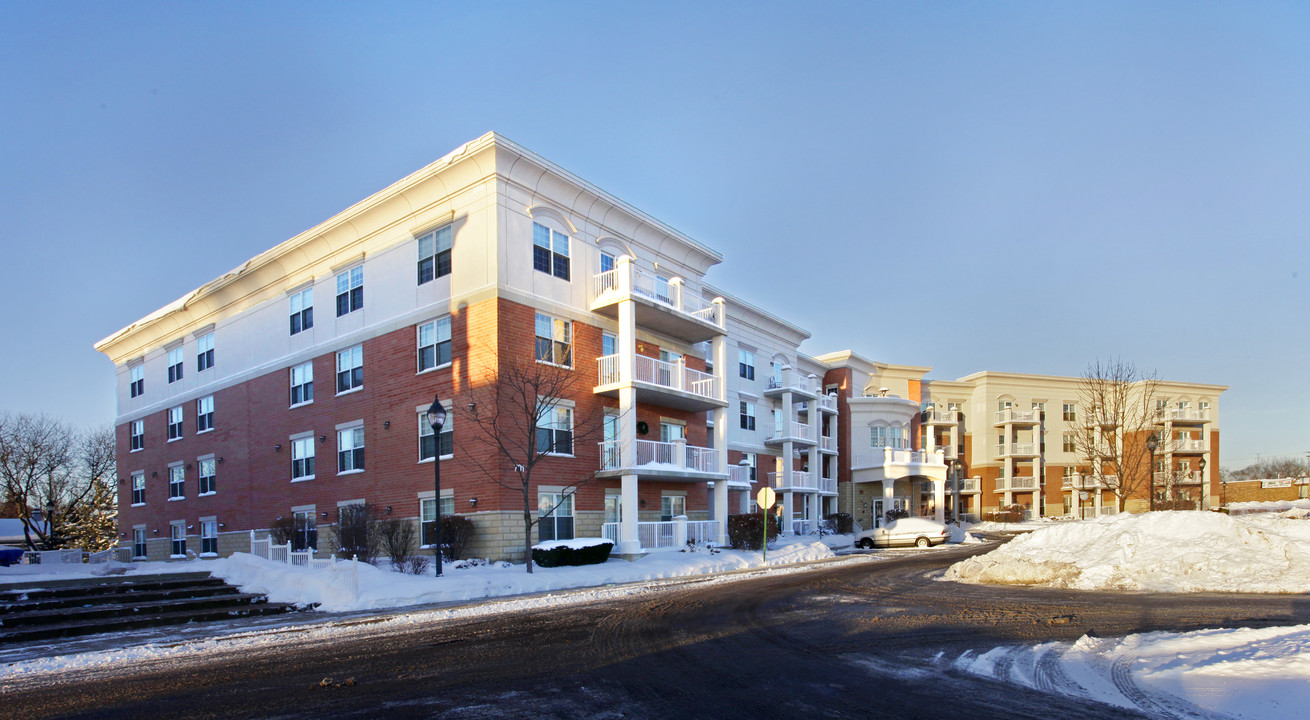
1228, 498, 1310, 515
944, 511, 1310, 592
956, 624, 1310, 720
966, 517, 1056, 533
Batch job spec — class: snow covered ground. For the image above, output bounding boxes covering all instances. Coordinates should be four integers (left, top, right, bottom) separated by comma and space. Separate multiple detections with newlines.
947, 509, 1310, 719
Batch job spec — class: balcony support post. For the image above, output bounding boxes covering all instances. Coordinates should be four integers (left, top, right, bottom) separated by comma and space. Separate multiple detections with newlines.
711, 332, 729, 546
616, 257, 640, 556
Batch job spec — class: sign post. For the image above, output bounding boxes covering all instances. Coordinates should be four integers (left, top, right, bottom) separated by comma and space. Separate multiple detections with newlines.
756, 486, 776, 563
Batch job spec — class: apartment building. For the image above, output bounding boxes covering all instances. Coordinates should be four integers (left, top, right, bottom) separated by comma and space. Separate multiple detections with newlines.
95, 133, 1224, 561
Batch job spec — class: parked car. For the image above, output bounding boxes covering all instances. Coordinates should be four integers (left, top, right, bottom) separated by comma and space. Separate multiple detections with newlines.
0, 544, 24, 567
854, 518, 950, 549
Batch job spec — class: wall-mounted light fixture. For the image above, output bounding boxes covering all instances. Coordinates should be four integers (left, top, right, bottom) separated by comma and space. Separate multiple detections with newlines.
218, 523, 226, 528
469, 497, 478, 507
385, 506, 392, 514
186, 464, 192, 471
319, 435, 326, 443
467, 402, 476, 412
187, 524, 194, 530
151, 471, 158, 478
275, 444, 282, 452
153, 528, 159, 534
217, 457, 224, 463
383, 421, 390, 429
321, 512, 329, 518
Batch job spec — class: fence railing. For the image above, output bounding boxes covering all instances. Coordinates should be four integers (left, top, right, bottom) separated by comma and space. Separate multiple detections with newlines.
995, 408, 1040, 424
601, 518, 719, 550
597, 439, 720, 473
817, 394, 839, 413
769, 421, 814, 442
596, 353, 720, 401
250, 532, 337, 570
593, 266, 722, 327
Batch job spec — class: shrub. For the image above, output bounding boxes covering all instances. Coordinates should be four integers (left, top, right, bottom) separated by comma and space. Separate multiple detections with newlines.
531, 539, 614, 567
332, 503, 379, 563
884, 507, 909, 524
984, 504, 1025, 523
403, 555, 431, 576
727, 513, 781, 551
442, 515, 476, 561
268, 516, 296, 546
377, 518, 417, 571
824, 513, 853, 534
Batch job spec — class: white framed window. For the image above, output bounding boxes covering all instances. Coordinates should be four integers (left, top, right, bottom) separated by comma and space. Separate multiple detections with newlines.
290, 362, 314, 406
661, 494, 686, 522
336, 345, 363, 393
168, 464, 185, 499
419, 411, 453, 461
200, 520, 218, 556
1063, 432, 1076, 453
292, 509, 317, 551
170, 521, 187, 558
167, 406, 184, 441
536, 404, 573, 456
871, 426, 889, 447
131, 471, 145, 505
418, 316, 452, 371
130, 419, 144, 452
534, 313, 572, 367
419, 495, 455, 546
196, 332, 214, 372
337, 426, 365, 473
290, 287, 313, 335
538, 491, 574, 541
604, 493, 621, 524
417, 225, 453, 284
739, 401, 756, 431
132, 526, 147, 558
742, 452, 756, 482
1063, 403, 1076, 422
198, 457, 216, 495
738, 350, 755, 380
660, 420, 685, 443
292, 436, 315, 481
602, 332, 617, 357
599, 251, 615, 275
532, 222, 570, 280
129, 364, 144, 398
196, 395, 214, 433
167, 346, 184, 383
335, 266, 363, 316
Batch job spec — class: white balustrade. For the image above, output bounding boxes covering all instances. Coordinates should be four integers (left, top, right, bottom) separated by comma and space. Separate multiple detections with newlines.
598, 439, 720, 473
995, 408, 1040, 424
601, 520, 720, 550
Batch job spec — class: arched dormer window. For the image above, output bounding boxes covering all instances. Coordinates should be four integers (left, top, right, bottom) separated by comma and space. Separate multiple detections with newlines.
527, 207, 574, 282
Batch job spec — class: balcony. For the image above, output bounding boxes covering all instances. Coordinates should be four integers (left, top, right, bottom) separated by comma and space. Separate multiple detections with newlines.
763, 374, 819, 401
996, 476, 1039, 492
725, 465, 755, 488
995, 442, 1039, 458
768, 471, 835, 494
590, 264, 725, 343
1156, 408, 1211, 424
597, 439, 726, 481
819, 435, 837, 454
994, 408, 1040, 426
924, 410, 959, 425
1154, 471, 1205, 485
1163, 438, 1207, 454
816, 393, 839, 414
594, 354, 727, 412
1062, 474, 1119, 490
764, 421, 816, 447
850, 448, 948, 484
947, 477, 980, 493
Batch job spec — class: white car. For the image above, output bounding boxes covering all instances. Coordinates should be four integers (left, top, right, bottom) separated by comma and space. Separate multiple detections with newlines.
854, 518, 950, 549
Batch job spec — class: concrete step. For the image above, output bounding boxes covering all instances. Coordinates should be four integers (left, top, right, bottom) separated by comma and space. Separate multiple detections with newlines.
0, 601, 302, 644
1, 582, 238, 612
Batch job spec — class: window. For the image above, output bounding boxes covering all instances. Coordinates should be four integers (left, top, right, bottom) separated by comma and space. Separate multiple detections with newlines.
602, 332, 617, 358
338, 427, 365, 473
290, 362, 314, 406
418, 317, 452, 371
660, 421, 685, 443
604, 494, 621, 524
419, 412, 453, 461
417, 225, 453, 284
739, 350, 755, 380
290, 287, 313, 335
1063, 403, 1076, 422
742, 453, 757, 482
131, 472, 145, 505
292, 437, 315, 480
200, 520, 218, 555
196, 332, 214, 372
661, 495, 686, 522
740, 401, 756, 431
536, 405, 574, 455
420, 496, 456, 546
168, 406, 184, 441
130, 365, 144, 398
336, 345, 363, 393
292, 510, 317, 551
890, 426, 906, 449
538, 492, 574, 541
169, 465, 185, 499
534, 313, 572, 367
196, 395, 214, 433
871, 426, 888, 447
170, 522, 186, 557
1063, 432, 1076, 453
167, 346, 184, 383
336, 266, 363, 316
600, 251, 615, 275
198, 457, 216, 495
132, 527, 147, 558
532, 222, 570, 280
130, 420, 144, 451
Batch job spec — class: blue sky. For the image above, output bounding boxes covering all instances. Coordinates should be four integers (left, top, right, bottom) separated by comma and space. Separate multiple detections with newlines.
1, 1, 1305, 468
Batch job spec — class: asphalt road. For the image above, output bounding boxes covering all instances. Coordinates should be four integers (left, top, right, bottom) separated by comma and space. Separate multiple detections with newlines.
6, 543, 1310, 720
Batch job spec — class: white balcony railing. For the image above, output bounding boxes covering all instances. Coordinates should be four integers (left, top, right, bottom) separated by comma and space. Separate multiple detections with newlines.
1157, 408, 1211, 423
597, 353, 720, 401
948, 477, 980, 492
598, 439, 720, 473
851, 448, 945, 468
995, 442, 1038, 456
925, 410, 959, 424
767, 375, 818, 395
727, 465, 754, 485
1062, 474, 1119, 490
769, 471, 820, 491
769, 421, 814, 442
593, 266, 722, 327
1155, 471, 1205, 484
998, 476, 1039, 490
601, 520, 720, 550
995, 408, 1040, 424
1165, 438, 1207, 453
817, 393, 839, 413
820, 435, 837, 452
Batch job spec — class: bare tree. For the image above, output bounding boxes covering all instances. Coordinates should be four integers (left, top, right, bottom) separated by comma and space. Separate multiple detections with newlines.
1227, 456, 1310, 482
1, 413, 76, 549
1071, 359, 1165, 513
61, 427, 118, 552
458, 354, 605, 573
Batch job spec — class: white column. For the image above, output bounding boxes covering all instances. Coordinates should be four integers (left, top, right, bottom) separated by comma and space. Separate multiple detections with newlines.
710, 332, 730, 545
934, 475, 946, 524
808, 375, 821, 530
882, 481, 895, 527
780, 366, 794, 535
616, 256, 641, 555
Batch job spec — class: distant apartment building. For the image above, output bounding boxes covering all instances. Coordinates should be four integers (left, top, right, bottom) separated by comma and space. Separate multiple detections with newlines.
95, 133, 1225, 561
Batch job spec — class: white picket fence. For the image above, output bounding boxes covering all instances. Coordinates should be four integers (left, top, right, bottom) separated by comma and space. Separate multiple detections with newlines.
22, 547, 131, 564
249, 531, 338, 570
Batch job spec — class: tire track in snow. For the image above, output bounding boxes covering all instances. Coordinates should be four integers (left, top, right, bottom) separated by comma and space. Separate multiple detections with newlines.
1108, 657, 1236, 720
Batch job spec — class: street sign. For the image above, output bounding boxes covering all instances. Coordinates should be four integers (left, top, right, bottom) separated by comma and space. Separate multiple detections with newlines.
756, 486, 776, 509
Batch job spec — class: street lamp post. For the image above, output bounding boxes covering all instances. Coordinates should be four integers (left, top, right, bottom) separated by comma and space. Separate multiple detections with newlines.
1146, 434, 1159, 512
426, 396, 448, 577
45, 501, 55, 549
1198, 457, 1207, 510
951, 459, 963, 524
